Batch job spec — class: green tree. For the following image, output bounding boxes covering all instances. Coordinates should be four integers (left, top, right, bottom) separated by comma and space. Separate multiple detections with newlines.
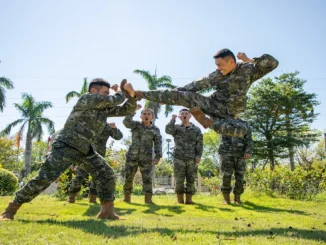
244, 72, 319, 171
133, 69, 176, 119
65, 77, 88, 103
199, 129, 220, 176
0, 93, 55, 175
0, 137, 23, 171
0, 76, 14, 112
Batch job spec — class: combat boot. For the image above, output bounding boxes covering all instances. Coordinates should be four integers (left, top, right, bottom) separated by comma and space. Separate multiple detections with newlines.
234, 194, 242, 205
67, 193, 77, 203
97, 201, 120, 220
190, 107, 214, 129
176, 193, 184, 204
144, 194, 156, 205
185, 194, 196, 204
88, 194, 97, 204
222, 193, 231, 205
0, 202, 22, 220
123, 193, 131, 203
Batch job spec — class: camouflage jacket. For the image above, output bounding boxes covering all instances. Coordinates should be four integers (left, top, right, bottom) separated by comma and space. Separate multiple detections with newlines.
56, 93, 136, 154
218, 120, 252, 156
123, 114, 162, 161
96, 123, 123, 157
177, 54, 278, 117
166, 119, 203, 160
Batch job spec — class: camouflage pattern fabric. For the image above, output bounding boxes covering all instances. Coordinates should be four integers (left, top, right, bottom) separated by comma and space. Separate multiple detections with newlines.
69, 124, 123, 195
141, 54, 278, 136
165, 118, 203, 194
142, 54, 278, 119
122, 114, 162, 194
123, 160, 154, 194
13, 95, 137, 204
165, 119, 203, 160
173, 158, 198, 195
219, 119, 252, 194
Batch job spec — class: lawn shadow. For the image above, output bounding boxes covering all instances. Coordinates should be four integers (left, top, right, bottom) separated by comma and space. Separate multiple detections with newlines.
126, 202, 184, 216
193, 203, 219, 213
19, 219, 326, 242
241, 201, 308, 215
83, 205, 137, 217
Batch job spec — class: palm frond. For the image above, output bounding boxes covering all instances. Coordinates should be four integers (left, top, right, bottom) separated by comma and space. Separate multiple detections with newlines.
65, 91, 80, 103
133, 70, 155, 87
157, 82, 176, 89
0, 77, 14, 89
164, 104, 174, 117
81, 77, 89, 94
0, 119, 25, 136
157, 75, 172, 84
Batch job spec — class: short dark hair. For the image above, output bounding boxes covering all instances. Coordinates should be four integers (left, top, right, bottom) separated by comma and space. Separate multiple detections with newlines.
213, 49, 236, 63
179, 108, 190, 114
88, 78, 110, 92
141, 108, 154, 116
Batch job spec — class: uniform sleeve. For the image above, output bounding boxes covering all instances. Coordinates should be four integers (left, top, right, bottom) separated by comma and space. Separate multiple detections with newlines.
177, 71, 223, 92
154, 128, 163, 160
244, 123, 252, 154
109, 128, 123, 141
123, 113, 138, 129
165, 118, 177, 135
75, 93, 125, 110
195, 128, 203, 158
105, 97, 137, 117
250, 54, 279, 82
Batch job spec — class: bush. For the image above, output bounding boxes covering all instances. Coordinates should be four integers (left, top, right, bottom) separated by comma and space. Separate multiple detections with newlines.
246, 166, 326, 200
0, 168, 18, 196
201, 177, 221, 196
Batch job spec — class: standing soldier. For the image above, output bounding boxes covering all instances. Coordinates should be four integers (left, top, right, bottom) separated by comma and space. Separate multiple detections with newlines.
0, 79, 137, 221
134, 49, 278, 137
166, 109, 203, 204
68, 122, 123, 204
219, 116, 252, 205
122, 108, 162, 205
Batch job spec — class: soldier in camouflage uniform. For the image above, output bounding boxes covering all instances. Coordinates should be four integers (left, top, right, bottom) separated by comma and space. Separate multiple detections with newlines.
68, 122, 123, 204
219, 116, 252, 205
122, 108, 162, 204
165, 109, 203, 204
135, 49, 278, 137
0, 78, 137, 221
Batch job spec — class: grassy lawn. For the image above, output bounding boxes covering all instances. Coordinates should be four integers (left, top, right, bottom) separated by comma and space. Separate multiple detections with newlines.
0, 190, 325, 245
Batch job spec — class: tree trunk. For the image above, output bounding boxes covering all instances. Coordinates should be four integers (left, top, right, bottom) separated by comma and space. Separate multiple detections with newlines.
266, 136, 275, 171
285, 113, 295, 171
24, 131, 33, 175
288, 146, 295, 171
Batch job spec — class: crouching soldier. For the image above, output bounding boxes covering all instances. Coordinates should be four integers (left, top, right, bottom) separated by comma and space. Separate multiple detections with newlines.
165, 109, 203, 204
68, 122, 123, 204
122, 108, 162, 204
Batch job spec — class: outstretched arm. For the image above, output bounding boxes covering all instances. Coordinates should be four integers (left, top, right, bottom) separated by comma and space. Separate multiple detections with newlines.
106, 97, 137, 117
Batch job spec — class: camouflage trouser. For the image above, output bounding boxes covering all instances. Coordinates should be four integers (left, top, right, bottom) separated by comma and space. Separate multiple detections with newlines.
219, 154, 246, 195
123, 160, 153, 194
14, 141, 116, 204
142, 90, 248, 137
69, 167, 97, 195
174, 158, 198, 195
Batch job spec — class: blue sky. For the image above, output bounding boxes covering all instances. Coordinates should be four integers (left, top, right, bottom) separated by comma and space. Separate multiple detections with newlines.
1, 0, 326, 150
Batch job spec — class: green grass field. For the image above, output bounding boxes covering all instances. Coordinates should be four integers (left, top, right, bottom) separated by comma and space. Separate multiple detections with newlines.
0, 191, 325, 245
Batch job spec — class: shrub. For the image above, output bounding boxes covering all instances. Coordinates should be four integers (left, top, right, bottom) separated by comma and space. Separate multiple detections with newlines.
201, 177, 221, 196
0, 168, 18, 196
246, 166, 326, 200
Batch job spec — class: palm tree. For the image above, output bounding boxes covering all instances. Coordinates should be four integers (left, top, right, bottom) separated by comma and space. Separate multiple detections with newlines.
1, 93, 55, 175
65, 77, 88, 103
0, 76, 14, 112
133, 69, 176, 119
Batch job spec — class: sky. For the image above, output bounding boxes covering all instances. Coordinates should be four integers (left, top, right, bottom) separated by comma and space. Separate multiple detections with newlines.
1, 0, 326, 152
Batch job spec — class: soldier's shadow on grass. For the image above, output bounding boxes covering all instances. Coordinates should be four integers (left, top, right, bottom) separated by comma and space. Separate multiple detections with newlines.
193, 203, 220, 213
127, 202, 183, 216
241, 201, 308, 215
83, 205, 137, 217
19, 219, 326, 242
